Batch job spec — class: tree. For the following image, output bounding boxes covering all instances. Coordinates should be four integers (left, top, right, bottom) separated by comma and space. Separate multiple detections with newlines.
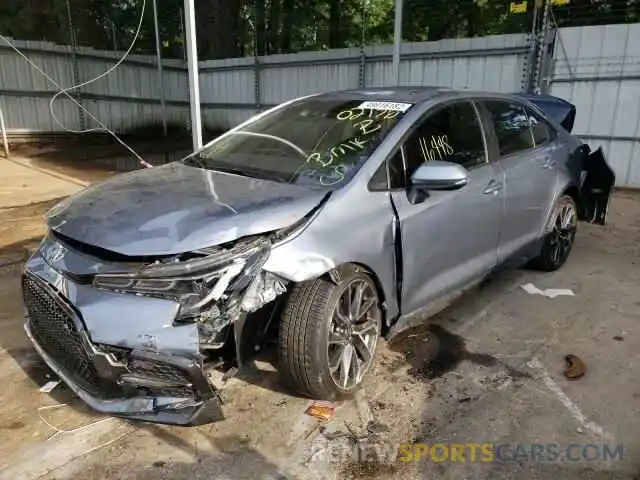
2, 0, 638, 60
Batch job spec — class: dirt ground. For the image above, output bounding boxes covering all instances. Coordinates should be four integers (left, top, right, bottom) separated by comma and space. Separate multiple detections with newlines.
0, 153, 639, 479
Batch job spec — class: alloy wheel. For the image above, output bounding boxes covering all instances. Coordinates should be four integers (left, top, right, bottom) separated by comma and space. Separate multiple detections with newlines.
548, 201, 577, 265
327, 278, 381, 391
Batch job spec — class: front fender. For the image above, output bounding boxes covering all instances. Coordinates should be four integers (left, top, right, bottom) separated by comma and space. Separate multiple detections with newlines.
261, 189, 400, 324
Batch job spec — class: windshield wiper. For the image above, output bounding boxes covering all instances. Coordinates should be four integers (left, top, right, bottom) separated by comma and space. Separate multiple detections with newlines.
209, 165, 255, 177
205, 163, 293, 183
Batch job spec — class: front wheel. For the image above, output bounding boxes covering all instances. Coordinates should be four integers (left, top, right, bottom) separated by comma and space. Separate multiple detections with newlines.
277, 266, 382, 399
530, 194, 578, 272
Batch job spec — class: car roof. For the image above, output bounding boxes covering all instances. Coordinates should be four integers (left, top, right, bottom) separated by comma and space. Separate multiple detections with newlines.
313, 87, 453, 104
311, 87, 530, 106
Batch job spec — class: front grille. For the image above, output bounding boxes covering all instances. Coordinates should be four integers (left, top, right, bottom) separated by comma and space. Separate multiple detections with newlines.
22, 274, 106, 397
130, 358, 195, 398
23, 274, 199, 401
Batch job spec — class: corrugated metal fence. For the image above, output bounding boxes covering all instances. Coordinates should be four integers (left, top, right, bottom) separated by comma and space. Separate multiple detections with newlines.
550, 24, 640, 188
201, 33, 530, 128
3, 25, 640, 187
0, 34, 530, 135
0, 40, 188, 134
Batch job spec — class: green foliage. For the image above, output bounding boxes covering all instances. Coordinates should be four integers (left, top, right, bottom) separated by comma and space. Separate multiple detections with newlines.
0, 0, 638, 60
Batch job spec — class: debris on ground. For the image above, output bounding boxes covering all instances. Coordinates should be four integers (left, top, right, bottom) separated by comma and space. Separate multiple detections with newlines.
318, 421, 402, 479
305, 401, 337, 422
366, 421, 389, 434
39, 380, 60, 393
521, 283, 575, 298
563, 354, 587, 380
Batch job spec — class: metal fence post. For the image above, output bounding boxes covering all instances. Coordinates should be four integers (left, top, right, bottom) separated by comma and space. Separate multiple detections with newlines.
66, 0, 86, 131
184, 0, 203, 151
255, 57, 262, 110
532, 0, 552, 94
0, 107, 9, 158
359, 0, 368, 88
392, 0, 403, 86
359, 49, 367, 89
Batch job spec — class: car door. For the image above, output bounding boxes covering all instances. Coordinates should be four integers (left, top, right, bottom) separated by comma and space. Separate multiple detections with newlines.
387, 100, 503, 315
479, 100, 559, 263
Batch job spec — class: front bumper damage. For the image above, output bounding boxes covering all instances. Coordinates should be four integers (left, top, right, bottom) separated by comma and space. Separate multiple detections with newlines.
22, 234, 288, 426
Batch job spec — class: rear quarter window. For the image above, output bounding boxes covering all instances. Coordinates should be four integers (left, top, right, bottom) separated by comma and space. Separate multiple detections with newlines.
483, 100, 534, 157
526, 107, 557, 147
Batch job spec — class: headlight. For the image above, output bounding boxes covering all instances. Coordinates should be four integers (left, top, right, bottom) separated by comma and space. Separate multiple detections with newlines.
93, 237, 270, 320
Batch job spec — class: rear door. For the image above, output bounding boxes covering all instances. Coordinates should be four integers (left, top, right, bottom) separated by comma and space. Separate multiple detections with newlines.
387, 100, 503, 315
479, 99, 559, 263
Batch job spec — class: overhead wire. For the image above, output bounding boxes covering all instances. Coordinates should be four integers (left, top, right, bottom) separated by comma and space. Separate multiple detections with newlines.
0, 0, 153, 168
49, 0, 146, 135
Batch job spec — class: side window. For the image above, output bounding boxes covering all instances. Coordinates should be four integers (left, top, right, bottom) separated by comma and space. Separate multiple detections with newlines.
527, 108, 555, 147
483, 101, 534, 157
401, 102, 487, 180
369, 148, 405, 190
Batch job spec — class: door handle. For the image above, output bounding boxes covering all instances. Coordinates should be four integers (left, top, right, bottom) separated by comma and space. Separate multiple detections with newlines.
542, 157, 556, 169
483, 179, 503, 195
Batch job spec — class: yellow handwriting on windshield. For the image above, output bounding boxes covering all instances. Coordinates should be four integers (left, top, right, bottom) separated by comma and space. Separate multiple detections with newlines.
320, 165, 346, 186
306, 137, 369, 168
418, 134, 454, 162
336, 108, 399, 122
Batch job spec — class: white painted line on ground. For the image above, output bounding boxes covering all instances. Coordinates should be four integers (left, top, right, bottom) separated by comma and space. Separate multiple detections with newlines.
527, 357, 613, 441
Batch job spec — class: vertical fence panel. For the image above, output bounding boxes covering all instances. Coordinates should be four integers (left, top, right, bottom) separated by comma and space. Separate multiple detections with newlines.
550, 24, 640, 187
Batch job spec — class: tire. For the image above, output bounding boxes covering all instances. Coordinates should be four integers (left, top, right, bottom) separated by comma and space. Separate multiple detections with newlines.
277, 266, 382, 400
530, 194, 578, 272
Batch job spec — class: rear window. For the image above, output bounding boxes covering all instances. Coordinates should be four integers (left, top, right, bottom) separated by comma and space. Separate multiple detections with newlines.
184, 98, 411, 187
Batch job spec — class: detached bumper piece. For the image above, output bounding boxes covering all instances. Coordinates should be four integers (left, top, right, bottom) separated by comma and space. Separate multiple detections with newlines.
22, 273, 223, 426
579, 146, 615, 226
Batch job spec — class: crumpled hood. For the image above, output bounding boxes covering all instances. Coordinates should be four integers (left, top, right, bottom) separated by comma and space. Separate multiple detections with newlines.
47, 162, 328, 256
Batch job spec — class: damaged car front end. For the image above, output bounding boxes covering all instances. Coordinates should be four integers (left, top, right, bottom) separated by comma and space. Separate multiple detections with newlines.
23, 209, 313, 425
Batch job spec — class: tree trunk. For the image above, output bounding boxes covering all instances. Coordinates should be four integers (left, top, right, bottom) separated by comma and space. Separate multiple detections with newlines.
280, 0, 294, 52
328, 0, 342, 48
256, 0, 266, 56
196, 0, 241, 59
268, 0, 281, 54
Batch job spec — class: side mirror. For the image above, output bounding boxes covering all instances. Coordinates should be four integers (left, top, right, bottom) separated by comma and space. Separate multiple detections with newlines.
407, 161, 468, 204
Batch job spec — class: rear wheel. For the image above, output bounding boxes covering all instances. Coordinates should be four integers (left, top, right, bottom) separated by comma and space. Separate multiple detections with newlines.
277, 266, 382, 399
530, 194, 578, 272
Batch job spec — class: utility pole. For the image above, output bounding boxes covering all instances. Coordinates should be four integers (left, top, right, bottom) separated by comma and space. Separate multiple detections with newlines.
184, 0, 202, 151
392, 0, 403, 86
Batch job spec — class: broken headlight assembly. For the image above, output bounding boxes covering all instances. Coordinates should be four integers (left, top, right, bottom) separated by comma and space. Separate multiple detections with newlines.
90, 201, 323, 322
92, 237, 271, 321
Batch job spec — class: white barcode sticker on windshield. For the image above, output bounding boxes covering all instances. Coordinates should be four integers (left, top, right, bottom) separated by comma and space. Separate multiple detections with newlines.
357, 101, 412, 112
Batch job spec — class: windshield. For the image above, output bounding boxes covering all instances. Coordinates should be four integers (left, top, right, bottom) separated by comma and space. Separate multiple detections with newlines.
183, 98, 412, 187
